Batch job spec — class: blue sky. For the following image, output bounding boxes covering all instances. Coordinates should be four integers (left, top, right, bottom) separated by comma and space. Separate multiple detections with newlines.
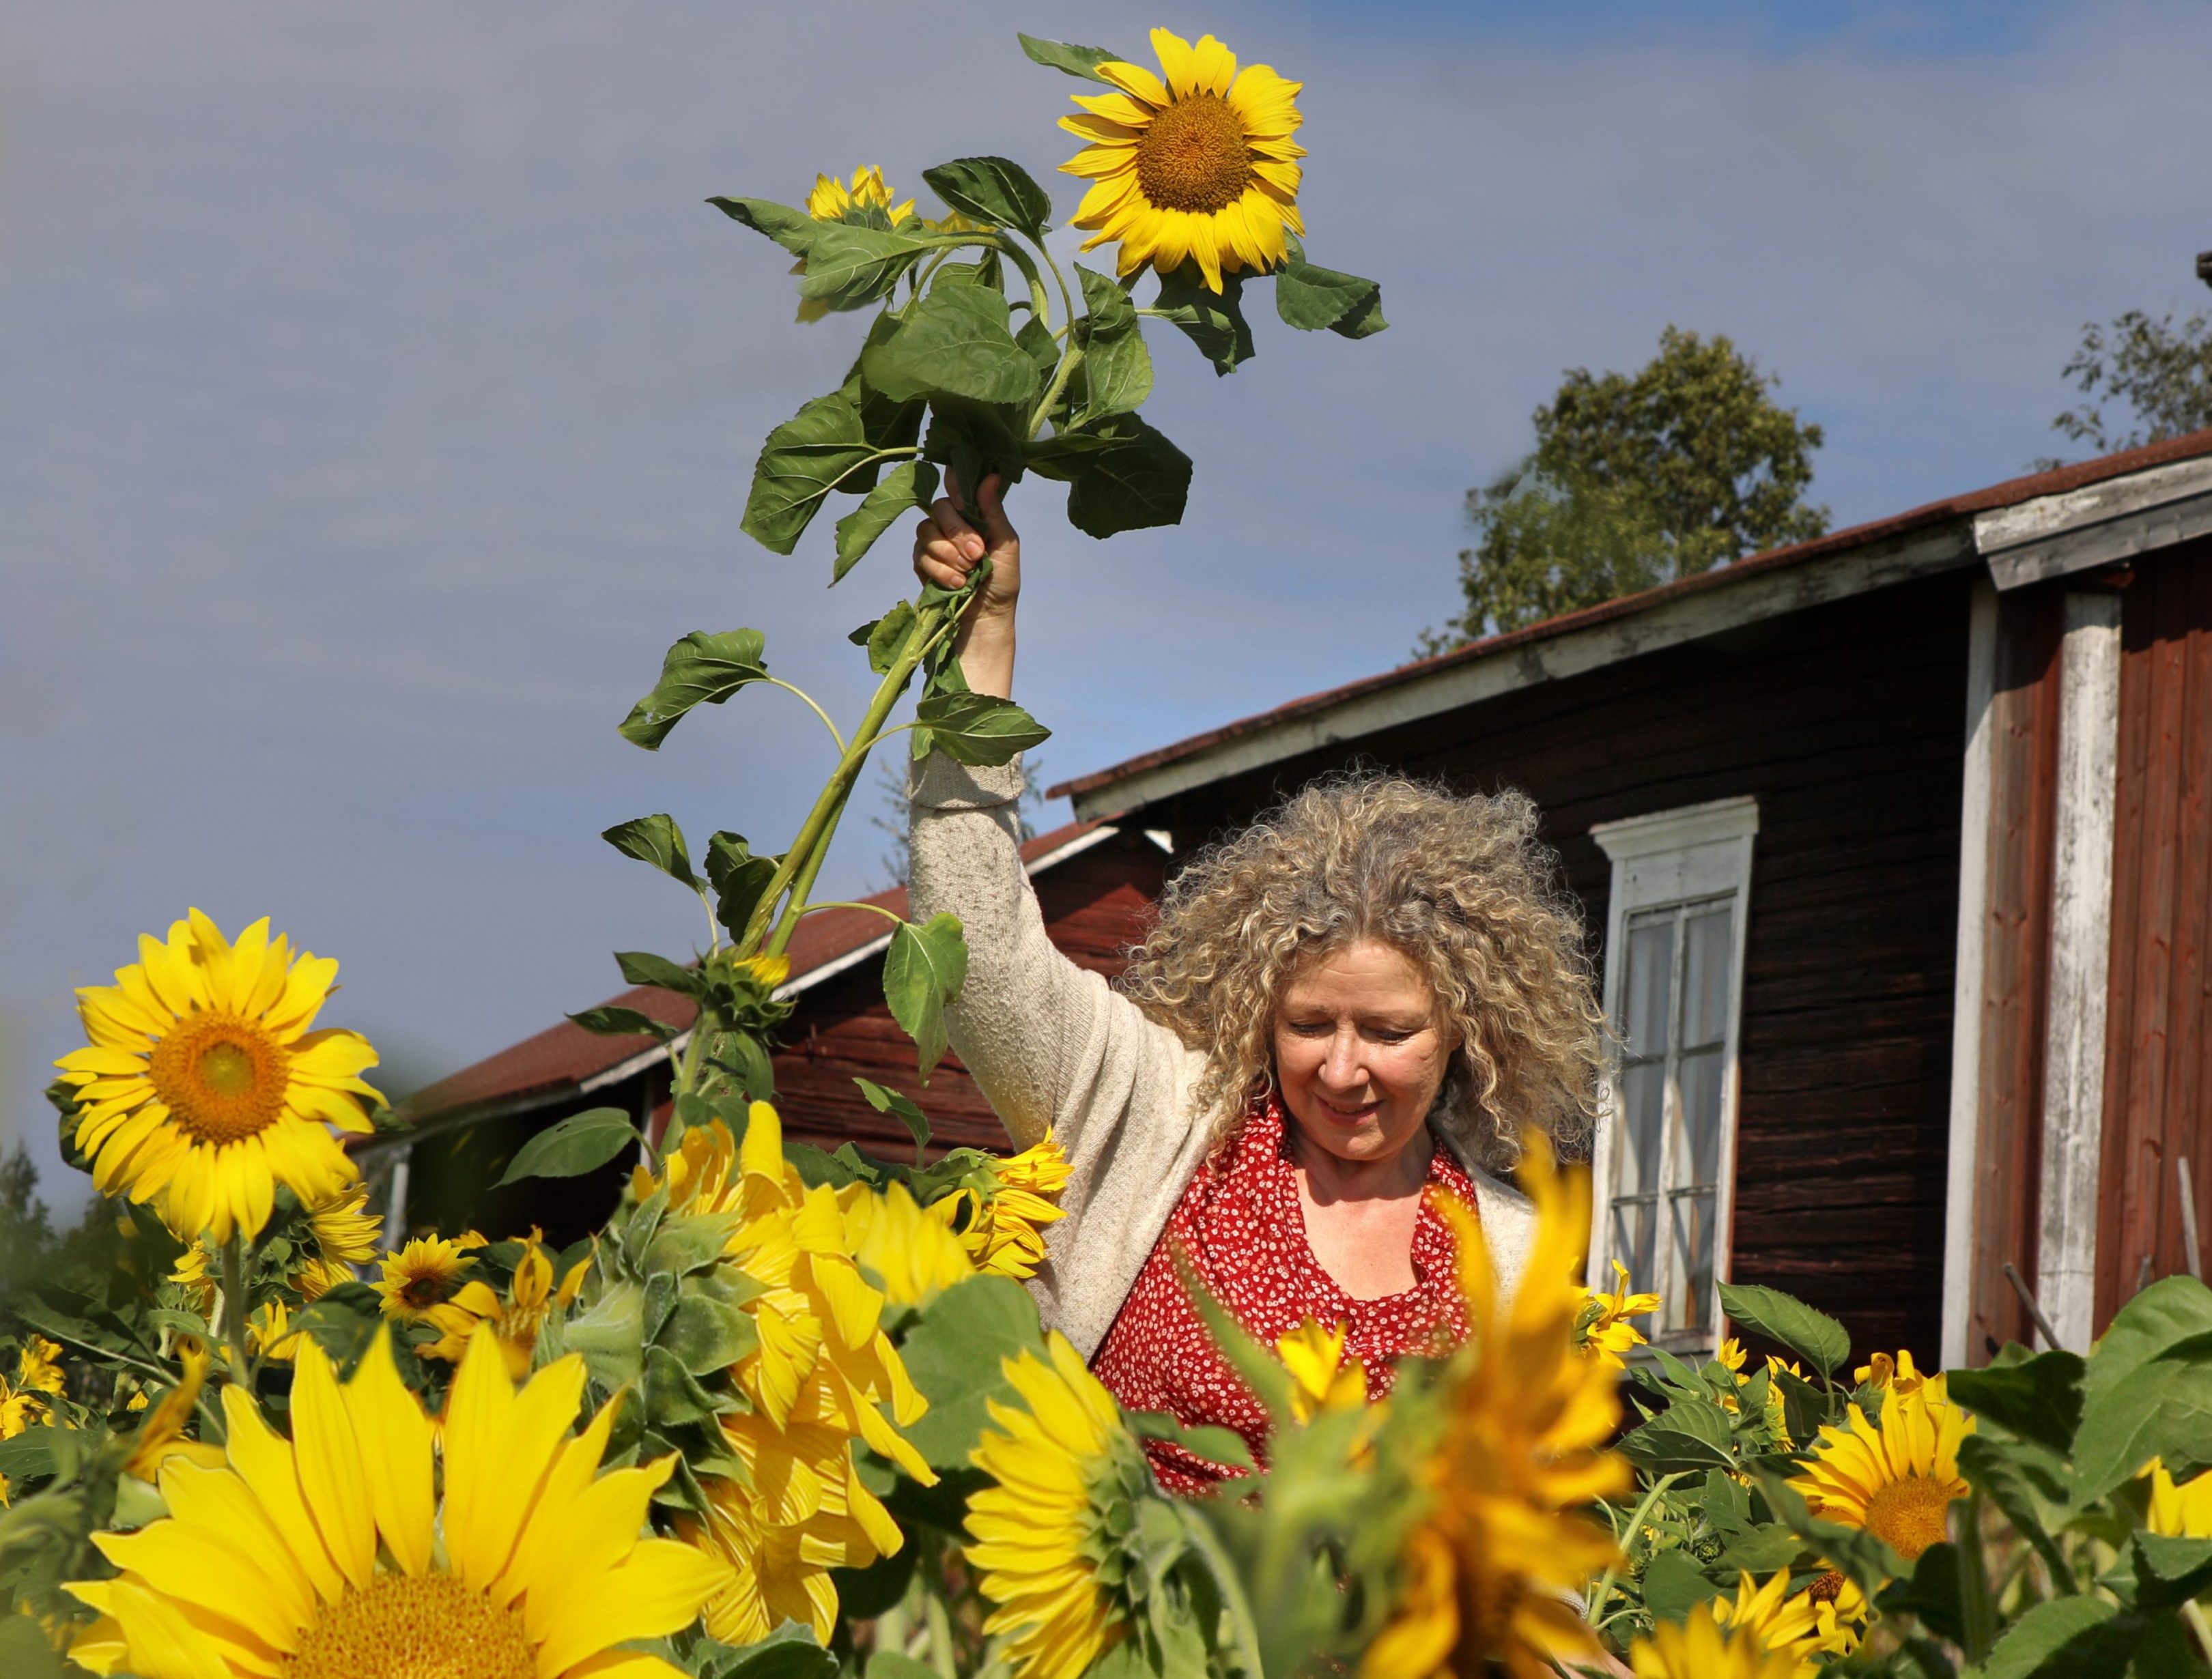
5, 1, 2210, 1203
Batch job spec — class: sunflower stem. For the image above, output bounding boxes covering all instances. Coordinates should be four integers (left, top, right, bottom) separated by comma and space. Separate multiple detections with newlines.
218, 1236, 251, 1388
1585, 1473, 1681, 1626
991, 236, 1054, 331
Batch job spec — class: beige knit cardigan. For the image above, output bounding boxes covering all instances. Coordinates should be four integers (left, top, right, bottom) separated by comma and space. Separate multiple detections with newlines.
907, 754, 1539, 1359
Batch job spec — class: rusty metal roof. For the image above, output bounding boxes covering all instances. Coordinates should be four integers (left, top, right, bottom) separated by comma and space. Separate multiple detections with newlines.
1051, 429, 2212, 814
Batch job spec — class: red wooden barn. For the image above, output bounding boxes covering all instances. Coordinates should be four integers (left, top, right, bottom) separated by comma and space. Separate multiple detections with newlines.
372, 823, 1167, 1246
386, 431, 2212, 1374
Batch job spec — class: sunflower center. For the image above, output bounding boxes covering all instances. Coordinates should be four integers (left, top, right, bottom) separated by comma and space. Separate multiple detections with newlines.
1135, 94, 1252, 214
147, 1013, 290, 1145
1807, 1570, 1845, 1605
285, 1572, 535, 1679
1863, 1475, 1955, 1561
397, 1266, 453, 1309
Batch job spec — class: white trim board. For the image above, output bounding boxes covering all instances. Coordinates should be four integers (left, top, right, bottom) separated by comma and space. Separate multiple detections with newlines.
1976, 456, 2212, 590
2034, 592, 2123, 1351
1941, 581, 2000, 1368
1069, 525, 1976, 821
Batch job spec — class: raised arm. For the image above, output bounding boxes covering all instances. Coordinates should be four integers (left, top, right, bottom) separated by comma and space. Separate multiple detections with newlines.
906, 476, 1192, 1152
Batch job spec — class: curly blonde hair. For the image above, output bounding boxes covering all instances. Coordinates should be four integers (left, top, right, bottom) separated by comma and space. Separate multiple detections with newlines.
1116, 774, 1604, 1173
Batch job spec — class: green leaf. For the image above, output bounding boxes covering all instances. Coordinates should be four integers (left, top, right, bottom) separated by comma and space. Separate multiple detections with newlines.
566, 1281, 644, 1387
1977, 1595, 2119, 1679
643, 1210, 743, 1278
1619, 1396, 1741, 1472
855, 1077, 932, 1160
1717, 1281, 1850, 1377
834, 459, 936, 584
0, 1614, 68, 1679
1639, 1548, 1720, 1624
2131, 1532, 2212, 1612
922, 394, 1030, 494
866, 1654, 938, 1679
1959, 1433, 2073, 1584
930, 249, 1004, 291
644, 1343, 728, 1426
1074, 263, 1153, 420
883, 913, 969, 1079
1017, 32, 1124, 82
1877, 1542, 1967, 1647
707, 195, 817, 257
0, 1426, 57, 1483
660, 1294, 758, 1377
1151, 266, 1256, 375
2075, 1333, 2212, 1506
619, 629, 771, 749
1275, 248, 1387, 339
1131, 1411, 1256, 1474
740, 392, 883, 556
862, 285, 1041, 407
797, 221, 940, 310
1026, 413, 1192, 537
288, 1283, 387, 1377
914, 691, 1051, 766
899, 1275, 1045, 1469
703, 832, 778, 938
494, 1108, 639, 1188
599, 813, 695, 888
698, 1626, 838, 1679
922, 156, 1051, 239
567, 1005, 678, 1041
1946, 1350, 2084, 1455
1017, 313, 1060, 379
2080, 1275, 2212, 1416
864, 601, 918, 674
614, 951, 705, 997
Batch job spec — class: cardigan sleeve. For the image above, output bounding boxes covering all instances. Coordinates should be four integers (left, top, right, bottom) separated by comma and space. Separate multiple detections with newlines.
903, 753, 1191, 1156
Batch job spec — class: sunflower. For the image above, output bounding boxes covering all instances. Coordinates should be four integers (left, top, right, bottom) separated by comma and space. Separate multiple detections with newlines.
933, 1134, 1072, 1280
965, 1332, 1148, 1679
55, 910, 382, 1244
642, 1104, 936, 1645
1629, 1601, 1801, 1679
1058, 27, 1305, 293
374, 1233, 482, 1324
296, 1181, 380, 1299
1789, 1377, 1972, 1562
841, 1179, 977, 1307
16, 1336, 64, 1400
1854, 1348, 1929, 1398
1361, 1134, 1628, 1679
119, 1343, 225, 1481
423, 1231, 586, 1380
806, 164, 914, 225
1277, 1318, 1366, 1423
1711, 1569, 1867, 1677
2145, 1459, 2212, 1538
1574, 1259, 1662, 1368
68, 1325, 724, 1679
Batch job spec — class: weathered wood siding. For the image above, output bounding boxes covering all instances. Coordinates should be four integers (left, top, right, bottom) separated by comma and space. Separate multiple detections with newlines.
1961, 586, 2067, 1357
1118, 575, 1977, 1367
2097, 539, 2212, 1323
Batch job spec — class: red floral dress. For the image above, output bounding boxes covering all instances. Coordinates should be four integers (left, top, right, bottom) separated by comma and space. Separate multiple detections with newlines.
1088, 1095, 1477, 1494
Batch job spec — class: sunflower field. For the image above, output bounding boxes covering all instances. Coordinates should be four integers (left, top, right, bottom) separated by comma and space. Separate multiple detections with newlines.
4, 26, 2211, 1679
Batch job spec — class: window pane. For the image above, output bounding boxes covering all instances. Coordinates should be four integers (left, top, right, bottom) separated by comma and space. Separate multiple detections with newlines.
1683, 904, 1734, 1049
1612, 1198, 1657, 1303
1668, 1186, 1718, 1332
1677, 1046, 1727, 1188
1622, 915, 1675, 1061
1616, 1063, 1666, 1199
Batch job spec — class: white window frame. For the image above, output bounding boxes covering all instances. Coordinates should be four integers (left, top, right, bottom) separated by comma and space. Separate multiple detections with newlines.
1587, 796, 1758, 1354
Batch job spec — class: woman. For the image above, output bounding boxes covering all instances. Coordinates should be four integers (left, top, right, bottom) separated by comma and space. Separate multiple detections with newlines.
909, 476, 1606, 1493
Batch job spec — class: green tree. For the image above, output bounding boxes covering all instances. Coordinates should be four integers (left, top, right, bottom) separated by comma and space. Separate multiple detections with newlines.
2050, 306, 2212, 456
1424, 327, 1828, 648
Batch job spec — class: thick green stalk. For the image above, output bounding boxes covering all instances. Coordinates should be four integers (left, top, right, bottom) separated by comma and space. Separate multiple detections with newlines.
741, 601, 948, 958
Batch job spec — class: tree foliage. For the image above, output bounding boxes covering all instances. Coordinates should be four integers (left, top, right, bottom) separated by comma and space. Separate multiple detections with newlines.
1426, 327, 1828, 649
2050, 307, 2212, 457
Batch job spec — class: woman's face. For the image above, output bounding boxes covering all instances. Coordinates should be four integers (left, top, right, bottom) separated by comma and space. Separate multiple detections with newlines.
1272, 938, 1458, 1168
